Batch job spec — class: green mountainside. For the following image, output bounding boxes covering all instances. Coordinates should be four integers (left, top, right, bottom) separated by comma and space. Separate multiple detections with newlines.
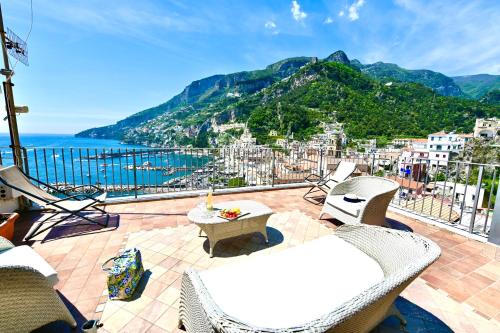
76, 51, 500, 147
453, 74, 500, 99
76, 56, 314, 140
351, 61, 465, 97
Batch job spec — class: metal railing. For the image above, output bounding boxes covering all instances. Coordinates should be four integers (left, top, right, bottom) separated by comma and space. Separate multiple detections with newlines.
0, 146, 498, 238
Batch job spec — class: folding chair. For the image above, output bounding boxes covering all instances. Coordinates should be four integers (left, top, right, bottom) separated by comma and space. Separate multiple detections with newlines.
303, 161, 356, 204
0, 165, 109, 241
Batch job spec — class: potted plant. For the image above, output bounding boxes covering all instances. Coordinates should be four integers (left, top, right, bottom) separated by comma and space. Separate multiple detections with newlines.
0, 212, 19, 241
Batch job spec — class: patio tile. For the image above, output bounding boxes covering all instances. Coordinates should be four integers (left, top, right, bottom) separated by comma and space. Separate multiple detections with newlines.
156, 307, 179, 332
10, 187, 500, 332
138, 299, 169, 323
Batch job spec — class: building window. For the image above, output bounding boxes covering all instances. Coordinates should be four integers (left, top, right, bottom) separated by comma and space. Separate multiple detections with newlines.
437, 145, 442, 150
431, 137, 435, 141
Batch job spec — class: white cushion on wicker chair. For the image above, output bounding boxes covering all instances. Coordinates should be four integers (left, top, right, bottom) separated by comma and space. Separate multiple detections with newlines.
0, 245, 58, 286
326, 195, 366, 217
199, 234, 384, 329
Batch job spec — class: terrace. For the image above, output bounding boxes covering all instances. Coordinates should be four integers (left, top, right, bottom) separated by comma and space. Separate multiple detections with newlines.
6, 186, 500, 333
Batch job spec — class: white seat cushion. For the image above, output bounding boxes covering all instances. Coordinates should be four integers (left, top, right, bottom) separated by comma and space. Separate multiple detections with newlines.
327, 195, 365, 217
199, 234, 384, 329
0, 246, 58, 286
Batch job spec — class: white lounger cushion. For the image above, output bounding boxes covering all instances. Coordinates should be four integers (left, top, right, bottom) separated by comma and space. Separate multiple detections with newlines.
199, 234, 384, 329
0, 245, 58, 286
326, 195, 365, 217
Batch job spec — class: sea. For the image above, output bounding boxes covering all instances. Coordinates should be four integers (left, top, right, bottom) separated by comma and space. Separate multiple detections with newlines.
0, 133, 208, 196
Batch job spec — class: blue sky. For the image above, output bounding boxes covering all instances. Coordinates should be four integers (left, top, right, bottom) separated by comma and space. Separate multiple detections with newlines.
1, 0, 499, 134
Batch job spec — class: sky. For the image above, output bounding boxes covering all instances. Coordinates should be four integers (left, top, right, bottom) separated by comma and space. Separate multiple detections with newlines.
1, 0, 499, 134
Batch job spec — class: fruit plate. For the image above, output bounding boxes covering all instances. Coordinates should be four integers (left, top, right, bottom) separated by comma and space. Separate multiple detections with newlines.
218, 211, 250, 221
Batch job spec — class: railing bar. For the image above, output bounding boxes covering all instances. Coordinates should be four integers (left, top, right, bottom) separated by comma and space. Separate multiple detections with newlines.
33, 149, 39, 181
140, 149, 145, 195
438, 162, 450, 220
61, 148, 67, 186
448, 162, 460, 223
95, 148, 100, 189
484, 169, 497, 233
52, 148, 58, 187
87, 148, 92, 187
110, 148, 115, 194
43, 149, 49, 185
102, 148, 108, 192
117, 148, 124, 196
469, 165, 484, 233
124, 148, 131, 193
458, 163, 472, 225
70, 148, 76, 188
78, 149, 84, 188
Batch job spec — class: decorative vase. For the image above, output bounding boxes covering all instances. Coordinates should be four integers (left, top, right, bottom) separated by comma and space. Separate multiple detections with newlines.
0, 213, 19, 241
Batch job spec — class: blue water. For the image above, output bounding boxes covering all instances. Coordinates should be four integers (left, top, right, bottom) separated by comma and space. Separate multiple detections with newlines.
0, 133, 144, 150
0, 134, 207, 196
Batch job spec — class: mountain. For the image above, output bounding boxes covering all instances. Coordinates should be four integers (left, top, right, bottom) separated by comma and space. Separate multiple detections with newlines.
76, 56, 314, 140
351, 61, 465, 97
480, 89, 500, 105
453, 74, 500, 99
77, 50, 500, 147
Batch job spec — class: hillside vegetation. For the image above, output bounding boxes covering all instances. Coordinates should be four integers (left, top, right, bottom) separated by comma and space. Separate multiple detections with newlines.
76, 51, 500, 147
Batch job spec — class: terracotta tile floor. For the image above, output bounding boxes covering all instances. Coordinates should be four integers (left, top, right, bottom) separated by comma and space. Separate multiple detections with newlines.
11, 188, 500, 333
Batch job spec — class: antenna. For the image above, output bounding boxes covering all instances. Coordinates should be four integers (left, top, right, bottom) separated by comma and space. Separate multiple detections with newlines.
5, 27, 28, 66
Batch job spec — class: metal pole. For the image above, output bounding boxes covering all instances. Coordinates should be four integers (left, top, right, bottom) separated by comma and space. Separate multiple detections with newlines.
0, 4, 22, 169
487, 175, 500, 245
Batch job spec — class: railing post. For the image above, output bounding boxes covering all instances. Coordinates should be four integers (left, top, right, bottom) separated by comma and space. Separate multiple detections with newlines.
370, 153, 375, 176
469, 166, 483, 233
318, 147, 324, 177
132, 149, 138, 198
488, 175, 500, 245
21, 147, 29, 176
271, 149, 275, 187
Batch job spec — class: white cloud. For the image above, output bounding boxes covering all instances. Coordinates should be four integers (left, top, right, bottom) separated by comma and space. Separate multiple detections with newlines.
291, 1, 307, 22
348, 0, 365, 21
388, 0, 500, 75
338, 10, 345, 17
264, 21, 277, 29
324, 16, 334, 24
264, 20, 279, 34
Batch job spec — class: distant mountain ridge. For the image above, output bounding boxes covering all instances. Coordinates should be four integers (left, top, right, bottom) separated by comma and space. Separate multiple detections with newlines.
350, 60, 465, 97
76, 50, 499, 145
452, 74, 500, 99
77, 56, 314, 139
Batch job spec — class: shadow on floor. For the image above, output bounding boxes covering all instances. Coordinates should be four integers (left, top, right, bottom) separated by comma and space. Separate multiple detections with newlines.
40, 213, 120, 243
12, 211, 120, 245
372, 297, 453, 333
385, 218, 414, 232
202, 226, 284, 258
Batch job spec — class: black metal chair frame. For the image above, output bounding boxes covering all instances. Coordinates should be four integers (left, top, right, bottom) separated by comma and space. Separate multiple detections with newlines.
303, 170, 338, 204
0, 171, 109, 241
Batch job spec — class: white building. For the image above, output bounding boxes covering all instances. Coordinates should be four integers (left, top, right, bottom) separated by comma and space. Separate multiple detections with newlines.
427, 132, 472, 168
474, 118, 499, 140
434, 182, 485, 209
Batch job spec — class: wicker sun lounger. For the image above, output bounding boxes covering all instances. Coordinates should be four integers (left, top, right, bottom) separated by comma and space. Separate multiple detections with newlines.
179, 225, 440, 333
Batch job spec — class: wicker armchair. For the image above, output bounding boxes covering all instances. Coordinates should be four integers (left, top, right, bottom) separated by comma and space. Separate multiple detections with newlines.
0, 237, 77, 333
319, 176, 399, 226
178, 225, 440, 333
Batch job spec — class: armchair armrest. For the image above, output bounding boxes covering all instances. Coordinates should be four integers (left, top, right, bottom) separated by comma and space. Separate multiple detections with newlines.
0, 236, 14, 253
0, 266, 76, 332
328, 178, 356, 196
